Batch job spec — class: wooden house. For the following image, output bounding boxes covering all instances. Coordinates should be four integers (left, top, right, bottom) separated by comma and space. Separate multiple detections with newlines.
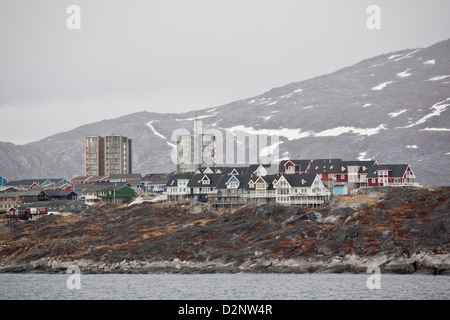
275, 174, 331, 207
5, 178, 70, 190
164, 173, 192, 201
367, 164, 416, 187
335, 160, 377, 189
142, 173, 169, 194
0, 190, 46, 211
6, 205, 30, 221
277, 160, 312, 175
43, 200, 91, 216
40, 190, 78, 201
245, 174, 278, 204
187, 172, 223, 201
306, 159, 343, 188
209, 174, 248, 207
80, 182, 135, 204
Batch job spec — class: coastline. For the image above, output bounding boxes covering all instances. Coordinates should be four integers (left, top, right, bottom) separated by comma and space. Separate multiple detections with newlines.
1, 187, 449, 276
2, 252, 449, 275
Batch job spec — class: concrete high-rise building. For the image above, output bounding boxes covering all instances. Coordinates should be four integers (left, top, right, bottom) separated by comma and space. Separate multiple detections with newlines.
177, 134, 215, 172
85, 135, 132, 176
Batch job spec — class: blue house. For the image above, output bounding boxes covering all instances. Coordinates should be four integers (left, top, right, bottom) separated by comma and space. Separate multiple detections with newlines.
0, 176, 7, 187
333, 184, 348, 196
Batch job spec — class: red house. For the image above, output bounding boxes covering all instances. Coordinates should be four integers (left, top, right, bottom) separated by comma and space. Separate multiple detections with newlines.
6, 205, 30, 221
367, 164, 416, 187
335, 160, 377, 188
305, 159, 342, 188
278, 160, 312, 175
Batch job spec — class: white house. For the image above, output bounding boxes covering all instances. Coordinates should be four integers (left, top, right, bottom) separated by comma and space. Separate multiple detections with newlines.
275, 174, 331, 206
164, 173, 192, 201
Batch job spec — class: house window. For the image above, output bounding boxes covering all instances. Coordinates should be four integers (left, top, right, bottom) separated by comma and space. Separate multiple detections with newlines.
256, 183, 265, 190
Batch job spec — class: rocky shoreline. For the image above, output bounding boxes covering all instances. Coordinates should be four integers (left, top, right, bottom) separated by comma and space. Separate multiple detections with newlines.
2, 252, 450, 275
1, 187, 449, 275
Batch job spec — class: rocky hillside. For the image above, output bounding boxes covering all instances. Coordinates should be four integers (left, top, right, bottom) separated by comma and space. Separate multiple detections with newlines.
1, 38, 449, 186
1, 187, 449, 274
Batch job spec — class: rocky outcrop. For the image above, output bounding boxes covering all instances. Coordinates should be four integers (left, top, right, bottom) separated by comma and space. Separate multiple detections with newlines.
0, 187, 449, 275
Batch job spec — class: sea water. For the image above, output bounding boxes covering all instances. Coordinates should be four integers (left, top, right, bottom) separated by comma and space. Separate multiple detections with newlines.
1, 273, 449, 300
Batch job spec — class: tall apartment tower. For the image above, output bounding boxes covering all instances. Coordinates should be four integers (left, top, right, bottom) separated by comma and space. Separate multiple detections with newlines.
176, 133, 216, 172
85, 135, 132, 176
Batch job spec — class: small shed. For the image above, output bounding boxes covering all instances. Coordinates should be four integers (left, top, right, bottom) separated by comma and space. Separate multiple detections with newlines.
333, 184, 348, 196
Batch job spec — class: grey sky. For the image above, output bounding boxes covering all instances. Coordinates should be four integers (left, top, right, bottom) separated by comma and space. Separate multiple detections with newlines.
1, 0, 450, 144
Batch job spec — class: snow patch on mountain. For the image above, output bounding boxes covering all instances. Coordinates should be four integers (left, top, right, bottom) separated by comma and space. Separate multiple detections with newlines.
146, 121, 166, 140
392, 49, 420, 61
357, 151, 372, 161
225, 125, 312, 141
428, 75, 450, 81
279, 88, 303, 99
423, 59, 436, 65
314, 124, 387, 137
399, 98, 450, 128
146, 121, 175, 148
389, 109, 407, 118
420, 128, 450, 132
259, 141, 283, 157
371, 81, 394, 91
396, 69, 411, 78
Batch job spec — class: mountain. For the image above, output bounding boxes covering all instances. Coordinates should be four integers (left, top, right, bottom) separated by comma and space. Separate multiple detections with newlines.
1, 38, 449, 186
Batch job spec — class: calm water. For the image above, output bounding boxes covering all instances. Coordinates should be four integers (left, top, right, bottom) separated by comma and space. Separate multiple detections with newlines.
0, 273, 448, 300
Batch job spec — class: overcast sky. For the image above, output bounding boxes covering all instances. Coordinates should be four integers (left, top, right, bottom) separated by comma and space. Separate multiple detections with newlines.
1, 0, 450, 145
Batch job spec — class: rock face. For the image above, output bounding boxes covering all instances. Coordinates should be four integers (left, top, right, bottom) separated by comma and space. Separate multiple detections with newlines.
0, 187, 449, 274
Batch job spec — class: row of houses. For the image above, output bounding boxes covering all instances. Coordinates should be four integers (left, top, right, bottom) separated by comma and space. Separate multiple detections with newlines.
0, 158, 417, 217
6, 200, 92, 222
162, 159, 417, 207
0, 175, 139, 221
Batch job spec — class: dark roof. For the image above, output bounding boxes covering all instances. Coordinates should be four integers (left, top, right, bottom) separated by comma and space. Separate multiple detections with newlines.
187, 173, 223, 188
367, 164, 410, 178
194, 166, 248, 175
6, 178, 66, 186
244, 164, 278, 175
0, 190, 43, 198
279, 174, 317, 187
143, 173, 170, 183
72, 175, 109, 182
165, 173, 193, 187
341, 161, 376, 174
80, 182, 130, 193
216, 174, 248, 190
307, 159, 343, 174
41, 190, 76, 197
